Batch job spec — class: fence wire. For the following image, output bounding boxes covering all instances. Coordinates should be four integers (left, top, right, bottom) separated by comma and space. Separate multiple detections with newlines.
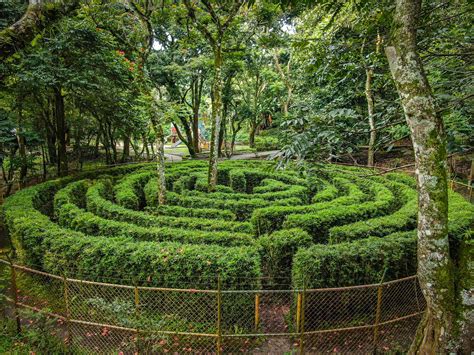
0, 259, 426, 354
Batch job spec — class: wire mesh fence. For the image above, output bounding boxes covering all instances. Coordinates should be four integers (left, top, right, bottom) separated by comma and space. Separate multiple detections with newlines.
0, 258, 426, 354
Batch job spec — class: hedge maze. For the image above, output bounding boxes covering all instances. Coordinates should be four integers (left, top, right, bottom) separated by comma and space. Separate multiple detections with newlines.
3, 159, 472, 289
2, 160, 473, 334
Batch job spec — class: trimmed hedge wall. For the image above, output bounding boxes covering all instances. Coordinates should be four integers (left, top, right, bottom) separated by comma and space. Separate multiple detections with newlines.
2, 159, 472, 302
87, 181, 253, 234
292, 231, 417, 288
258, 228, 312, 286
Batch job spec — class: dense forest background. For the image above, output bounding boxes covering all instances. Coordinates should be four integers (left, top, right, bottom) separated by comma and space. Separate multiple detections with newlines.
1, 0, 472, 196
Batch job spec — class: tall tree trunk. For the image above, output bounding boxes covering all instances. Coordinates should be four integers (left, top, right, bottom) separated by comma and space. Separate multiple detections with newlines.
122, 134, 130, 163
16, 103, 28, 187
144, 133, 151, 160
54, 86, 68, 177
249, 121, 257, 149
94, 133, 100, 158
208, 43, 223, 190
192, 109, 200, 154
365, 68, 376, 167
151, 121, 166, 205
385, 0, 467, 352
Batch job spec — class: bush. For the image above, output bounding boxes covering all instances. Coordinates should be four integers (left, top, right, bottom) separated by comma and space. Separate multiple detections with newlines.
114, 171, 154, 210
230, 169, 246, 193
258, 228, 312, 287
254, 135, 279, 151
251, 177, 369, 235
87, 181, 252, 233
283, 181, 395, 241
292, 231, 417, 288
328, 183, 417, 243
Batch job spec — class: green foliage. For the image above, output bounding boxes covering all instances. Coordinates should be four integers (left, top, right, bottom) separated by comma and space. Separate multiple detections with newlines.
292, 231, 418, 288
258, 228, 312, 286
254, 135, 280, 151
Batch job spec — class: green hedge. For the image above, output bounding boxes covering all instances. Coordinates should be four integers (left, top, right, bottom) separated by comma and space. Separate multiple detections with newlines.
283, 181, 395, 241
1, 166, 262, 290
253, 179, 289, 193
292, 231, 417, 288
56, 188, 254, 247
251, 177, 369, 235
87, 181, 253, 234
230, 169, 246, 193
328, 183, 417, 243
258, 228, 312, 287
166, 192, 301, 221
114, 171, 154, 210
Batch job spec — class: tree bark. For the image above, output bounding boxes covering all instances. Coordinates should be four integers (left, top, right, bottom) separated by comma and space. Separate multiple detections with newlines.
0, 0, 80, 61
385, 0, 465, 352
151, 120, 166, 205
208, 43, 223, 190
54, 86, 68, 177
122, 134, 130, 163
365, 67, 376, 167
249, 122, 257, 149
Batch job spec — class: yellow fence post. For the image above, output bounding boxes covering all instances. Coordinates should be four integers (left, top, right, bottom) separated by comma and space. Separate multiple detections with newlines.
134, 285, 140, 353
216, 275, 222, 355
299, 283, 306, 355
62, 274, 71, 347
373, 283, 383, 351
254, 293, 260, 331
9, 261, 21, 334
296, 292, 302, 333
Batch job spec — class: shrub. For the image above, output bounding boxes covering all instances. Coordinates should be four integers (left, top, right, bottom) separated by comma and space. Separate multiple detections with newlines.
87, 181, 253, 234
283, 181, 395, 241
230, 169, 246, 193
258, 228, 312, 287
328, 183, 417, 243
251, 177, 369, 235
254, 135, 279, 151
292, 231, 417, 288
114, 171, 154, 210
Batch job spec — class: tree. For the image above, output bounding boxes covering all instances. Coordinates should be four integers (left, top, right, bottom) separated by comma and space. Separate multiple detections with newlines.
385, 0, 468, 351
184, 0, 246, 190
0, 0, 80, 60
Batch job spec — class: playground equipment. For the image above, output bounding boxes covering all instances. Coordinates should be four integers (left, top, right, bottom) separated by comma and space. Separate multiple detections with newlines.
167, 122, 210, 150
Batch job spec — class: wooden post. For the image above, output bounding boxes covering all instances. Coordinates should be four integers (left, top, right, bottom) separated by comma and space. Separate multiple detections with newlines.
373, 284, 383, 351
254, 293, 260, 331
450, 179, 454, 191
216, 275, 222, 355
10, 262, 21, 334
62, 274, 71, 346
299, 284, 306, 355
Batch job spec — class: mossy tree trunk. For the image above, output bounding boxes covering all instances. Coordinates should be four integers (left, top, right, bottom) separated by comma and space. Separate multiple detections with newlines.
54, 86, 68, 177
365, 67, 376, 167
0, 0, 80, 61
151, 118, 167, 206
207, 43, 223, 189
385, 0, 469, 352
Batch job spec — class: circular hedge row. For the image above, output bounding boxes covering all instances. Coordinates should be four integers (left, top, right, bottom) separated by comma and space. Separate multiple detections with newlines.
2, 160, 473, 291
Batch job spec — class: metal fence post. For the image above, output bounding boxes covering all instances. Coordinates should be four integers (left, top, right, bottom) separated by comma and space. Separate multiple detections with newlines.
254, 293, 260, 331
9, 261, 21, 334
299, 282, 306, 355
216, 275, 222, 355
373, 282, 384, 351
62, 274, 71, 347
